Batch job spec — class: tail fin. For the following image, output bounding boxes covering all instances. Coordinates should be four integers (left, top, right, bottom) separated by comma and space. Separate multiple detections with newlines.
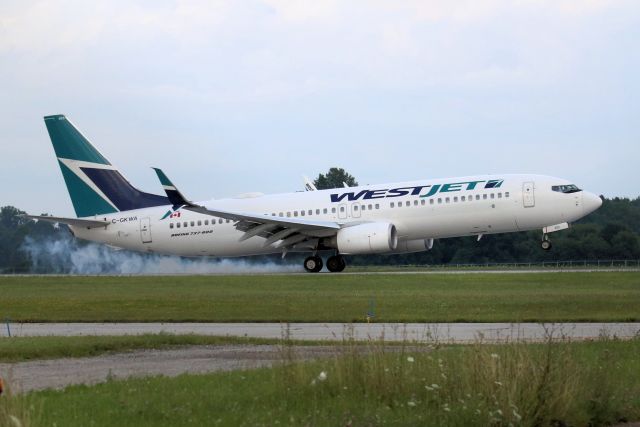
44, 115, 169, 218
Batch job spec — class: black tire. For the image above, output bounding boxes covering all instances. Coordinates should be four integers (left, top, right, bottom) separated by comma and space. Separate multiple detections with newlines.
326, 255, 346, 273
541, 240, 552, 251
304, 256, 323, 273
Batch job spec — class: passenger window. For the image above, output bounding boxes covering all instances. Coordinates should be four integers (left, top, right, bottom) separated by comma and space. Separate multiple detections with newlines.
197, 220, 202, 226
483, 194, 487, 200
205, 220, 209, 225
177, 222, 181, 228
406, 201, 410, 207
497, 193, 502, 198
476, 195, 480, 200
340, 206, 345, 212
454, 197, 458, 202
505, 192, 510, 198
226, 219, 230, 223
430, 199, 434, 205
375, 204, 380, 209
219, 219, 223, 224
490, 193, 495, 199
354, 205, 358, 211
461, 196, 465, 201
272, 213, 276, 216
279, 212, 283, 217
446, 197, 450, 203
438, 198, 442, 204
323, 208, 328, 214
300, 211, 305, 216
308, 210, 312, 215
331, 207, 336, 213
170, 223, 174, 229
294, 211, 298, 217
421, 199, 425, 206
316, 209, 320, 215
183, 222, 188, 227
287, 212, 291, 217
391, 202, 395, 208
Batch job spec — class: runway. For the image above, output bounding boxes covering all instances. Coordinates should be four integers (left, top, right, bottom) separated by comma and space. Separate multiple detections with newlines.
6, 322, 640, 342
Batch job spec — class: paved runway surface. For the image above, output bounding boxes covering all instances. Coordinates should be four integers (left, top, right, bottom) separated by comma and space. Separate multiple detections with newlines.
6, 322, 640, 342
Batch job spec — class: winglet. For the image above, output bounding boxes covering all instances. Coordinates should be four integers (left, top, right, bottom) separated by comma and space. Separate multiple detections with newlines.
152, 168, 194, 207
303, 175, 317, 191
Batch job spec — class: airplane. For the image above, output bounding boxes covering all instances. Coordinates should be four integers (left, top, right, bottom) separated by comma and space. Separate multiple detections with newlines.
26, 114, 603, 273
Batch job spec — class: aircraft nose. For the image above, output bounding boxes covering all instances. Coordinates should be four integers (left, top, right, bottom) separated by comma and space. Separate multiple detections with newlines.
582, 192, 603, 216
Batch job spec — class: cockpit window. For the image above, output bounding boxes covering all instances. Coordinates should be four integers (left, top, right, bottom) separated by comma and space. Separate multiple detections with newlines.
552, 184, 581, 193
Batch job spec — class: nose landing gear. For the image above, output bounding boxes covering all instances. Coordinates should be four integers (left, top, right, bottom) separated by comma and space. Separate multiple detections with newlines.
541, 235, 552, 251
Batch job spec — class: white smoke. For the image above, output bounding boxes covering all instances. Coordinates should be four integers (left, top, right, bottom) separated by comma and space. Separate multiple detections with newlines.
21, 234, 302, 274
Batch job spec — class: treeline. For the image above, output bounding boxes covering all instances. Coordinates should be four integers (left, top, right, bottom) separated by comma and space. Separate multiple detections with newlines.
1, 197, 639, 273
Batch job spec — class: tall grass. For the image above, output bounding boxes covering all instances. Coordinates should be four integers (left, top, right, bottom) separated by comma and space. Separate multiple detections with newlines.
1, 332, 639, 426
271, 331, 640, 426
0, 378, 39, 427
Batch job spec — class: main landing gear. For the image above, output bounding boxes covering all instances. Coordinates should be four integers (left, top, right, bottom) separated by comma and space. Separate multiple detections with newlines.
303, 255, 323, 273
303, 254, 346, 273
541, 234, 552, 251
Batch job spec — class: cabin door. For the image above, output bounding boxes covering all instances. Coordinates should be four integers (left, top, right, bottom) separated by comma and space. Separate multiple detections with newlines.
522, 182, 535, 208
140, 217, 152, 243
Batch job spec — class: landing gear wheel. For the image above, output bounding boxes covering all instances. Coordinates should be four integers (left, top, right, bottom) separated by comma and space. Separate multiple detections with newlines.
541, 239, 552, 251
326, 255, 346, 273
303, 256, 323, 273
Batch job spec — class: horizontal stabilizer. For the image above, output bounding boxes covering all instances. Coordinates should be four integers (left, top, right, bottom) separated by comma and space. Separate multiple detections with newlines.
23, 214, 110, 229
152, 168, 194, 207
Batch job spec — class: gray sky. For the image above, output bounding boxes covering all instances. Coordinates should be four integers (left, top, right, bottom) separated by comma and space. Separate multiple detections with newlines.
1, 0, 639, 217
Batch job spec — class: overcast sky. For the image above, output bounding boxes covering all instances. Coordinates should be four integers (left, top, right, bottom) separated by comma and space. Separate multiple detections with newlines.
1, 0, 639, 216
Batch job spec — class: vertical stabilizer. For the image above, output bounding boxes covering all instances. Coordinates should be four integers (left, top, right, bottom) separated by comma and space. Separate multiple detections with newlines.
44, 115, 169, 217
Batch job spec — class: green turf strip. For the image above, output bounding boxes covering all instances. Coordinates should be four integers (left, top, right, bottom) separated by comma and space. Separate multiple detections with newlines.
0, 272, 639, 322
0, 334, 290, 362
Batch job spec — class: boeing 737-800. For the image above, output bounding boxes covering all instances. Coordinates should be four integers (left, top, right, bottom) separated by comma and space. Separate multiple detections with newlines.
26, 115, 603, 272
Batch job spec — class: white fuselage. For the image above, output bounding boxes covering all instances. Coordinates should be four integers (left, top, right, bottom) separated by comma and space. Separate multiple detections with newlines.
71, 174, 602, 257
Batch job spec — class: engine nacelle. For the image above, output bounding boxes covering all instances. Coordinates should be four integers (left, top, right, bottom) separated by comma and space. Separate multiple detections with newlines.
336, 222, 397, 254
390, 238, 434, 254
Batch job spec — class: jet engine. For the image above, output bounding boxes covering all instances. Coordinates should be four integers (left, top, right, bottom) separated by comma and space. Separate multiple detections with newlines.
335, 222, 397, 254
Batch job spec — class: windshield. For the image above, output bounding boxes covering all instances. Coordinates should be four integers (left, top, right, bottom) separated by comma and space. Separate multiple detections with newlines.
551, 184, 581, 194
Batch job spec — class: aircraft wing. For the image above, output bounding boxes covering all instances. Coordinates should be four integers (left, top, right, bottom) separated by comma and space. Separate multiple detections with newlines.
153, 167, 341, 250
185, 205, 340, 249
23, 215, 110, 229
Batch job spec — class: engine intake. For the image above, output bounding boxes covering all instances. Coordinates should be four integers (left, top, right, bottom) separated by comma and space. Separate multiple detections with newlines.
336, 222, 397, 254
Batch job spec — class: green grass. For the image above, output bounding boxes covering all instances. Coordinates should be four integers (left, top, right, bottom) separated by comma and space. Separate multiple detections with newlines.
0, 334, 293, 362
3, 338, 640, 427
0, 272, 639, 322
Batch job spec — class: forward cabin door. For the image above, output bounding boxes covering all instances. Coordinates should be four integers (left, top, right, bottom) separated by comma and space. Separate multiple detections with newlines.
140, 217, 152, 243
522, 182, 535, 208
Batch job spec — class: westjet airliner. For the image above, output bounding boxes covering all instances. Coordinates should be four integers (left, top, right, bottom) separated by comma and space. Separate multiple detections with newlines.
27, 115, 603, 272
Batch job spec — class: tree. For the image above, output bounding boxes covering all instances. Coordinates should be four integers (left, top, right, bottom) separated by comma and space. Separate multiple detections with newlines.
313, 167, 358, 190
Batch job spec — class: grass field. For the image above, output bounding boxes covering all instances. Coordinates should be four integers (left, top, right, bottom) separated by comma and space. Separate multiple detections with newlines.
0, 272, 639, 322
1, 272, 639, 322
2, 338, 639, 427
